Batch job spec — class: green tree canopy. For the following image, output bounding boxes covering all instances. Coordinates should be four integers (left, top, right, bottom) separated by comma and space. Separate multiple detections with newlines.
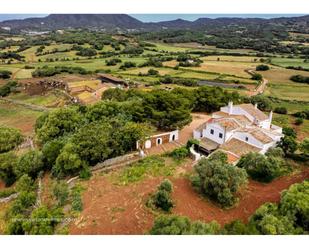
194, 151, 248, 207
0, 126, 23, 153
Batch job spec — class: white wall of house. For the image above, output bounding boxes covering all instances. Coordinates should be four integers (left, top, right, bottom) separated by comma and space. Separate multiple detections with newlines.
260, 141, 277, 154
233, 131, 264, 149
193, 130, 202, 139
204, 123, 226, 144
168, 130, 179, 142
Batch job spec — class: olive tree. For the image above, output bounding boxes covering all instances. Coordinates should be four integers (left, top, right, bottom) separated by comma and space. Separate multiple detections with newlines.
193, 151, 248, 207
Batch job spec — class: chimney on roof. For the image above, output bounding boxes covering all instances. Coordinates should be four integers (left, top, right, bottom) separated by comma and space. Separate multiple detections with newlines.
228, 101, 233, 115
254, 103, 258, 109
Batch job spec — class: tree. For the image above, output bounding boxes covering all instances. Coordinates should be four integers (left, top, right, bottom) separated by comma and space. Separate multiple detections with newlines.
0, 126, 23, 153
14, 150, 44, 179
69, 122, 112, 165
149, 215, 220, 235
274, 106, 287, 114
0, 70, 12, 79
42, 137, 67, 169
101, 88, 127, 101
280, 181, 309, 231
53, 143, 88, 178
22, 206, 63, 235
52, 180, 69, 206
250, 95, 272, 111
236, 152, 283, 182
278, 136, 298, 155
151, 179, 174, 212
299, 138, 309, 156
36, 108, 84, 144
193, 151, 248, 207
282, 127, 297, 138
256, 64, 270, 71
249, 203, 297, 235
0, 152, 17, 186
251, 73, 263, 81
15, 174, 35, 192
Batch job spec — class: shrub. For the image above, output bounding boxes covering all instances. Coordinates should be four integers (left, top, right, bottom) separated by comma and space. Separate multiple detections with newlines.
153, 189, 174, 212
256, 64, 270, 71
251, 73, 263, 81
149, 215, 220, 235
295, 117, 304, 125
193, 151, 248, 207
0, 70, 12, 79
290, 75, 309, 84
0, 81, 18, 97
14, 150, 44, 179
52, 180, 69, 207
169, 147, 189, 160
71, 185, 83, 212
15, 174, 35, 192
0, 152, 18, 186
274, 106, 287, 114
279, 181, 309, 231
0, 126, 23, 153
236, 152, 284, 182
158, 179, 173, 193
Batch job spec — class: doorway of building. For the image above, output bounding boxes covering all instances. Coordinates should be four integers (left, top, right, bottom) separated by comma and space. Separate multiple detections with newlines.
157, 138, 162, 145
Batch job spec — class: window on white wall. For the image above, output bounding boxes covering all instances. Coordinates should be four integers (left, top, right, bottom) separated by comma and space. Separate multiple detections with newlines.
219, 133, 223, 138
245, 136, 249, 142
210, 129, 214, 135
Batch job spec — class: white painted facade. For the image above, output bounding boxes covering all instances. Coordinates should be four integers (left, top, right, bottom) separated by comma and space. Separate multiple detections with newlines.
193, 102, 283, 158
137, 130, 179, 150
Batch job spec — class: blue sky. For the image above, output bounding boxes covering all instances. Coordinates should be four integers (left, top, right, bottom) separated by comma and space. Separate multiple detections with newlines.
0, 14, 305, 22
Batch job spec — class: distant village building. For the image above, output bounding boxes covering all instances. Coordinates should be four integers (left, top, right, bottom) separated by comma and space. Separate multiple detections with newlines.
137, 130, 179, 150
97, 73, 127, 86
193, 102, 283, 163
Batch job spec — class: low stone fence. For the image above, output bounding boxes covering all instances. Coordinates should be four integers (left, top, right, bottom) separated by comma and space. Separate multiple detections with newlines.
67, 152, 140, 184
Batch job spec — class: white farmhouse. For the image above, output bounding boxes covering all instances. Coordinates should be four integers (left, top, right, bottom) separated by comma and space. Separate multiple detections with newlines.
193, 102, 283, 163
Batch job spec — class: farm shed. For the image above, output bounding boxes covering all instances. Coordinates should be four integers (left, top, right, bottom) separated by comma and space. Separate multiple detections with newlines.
136, 130, 179, 150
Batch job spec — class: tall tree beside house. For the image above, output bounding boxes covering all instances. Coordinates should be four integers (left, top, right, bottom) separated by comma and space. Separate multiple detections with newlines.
236, 150, 286, 183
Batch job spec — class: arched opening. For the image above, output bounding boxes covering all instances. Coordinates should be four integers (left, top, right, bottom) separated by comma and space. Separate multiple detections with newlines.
157, 138, 162, 145
172, 134, 176, 141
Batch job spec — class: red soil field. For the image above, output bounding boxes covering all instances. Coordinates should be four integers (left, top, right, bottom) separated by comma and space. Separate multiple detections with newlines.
69, 166, 309, 235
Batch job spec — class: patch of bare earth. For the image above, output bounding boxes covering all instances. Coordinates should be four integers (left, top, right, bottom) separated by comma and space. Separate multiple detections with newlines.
69, 165, 309, 235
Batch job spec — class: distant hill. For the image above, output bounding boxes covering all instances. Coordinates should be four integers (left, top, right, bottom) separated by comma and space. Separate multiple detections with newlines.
0, 14, 145, 31
0, 14, 308, 32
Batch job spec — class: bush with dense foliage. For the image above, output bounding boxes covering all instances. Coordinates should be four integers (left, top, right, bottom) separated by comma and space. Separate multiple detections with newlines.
0, 80, 18, 97
193, 151, 248, 207
236, 149, 286, 182
0, 152, 18, 186
14, 150, 44, 179
250, 95, 272, 111
149, 215, 220, 235
290, 75, 309, 84
168, 147, 189, 160
280, 180, 309, 231
0, 70, 12, 79
256, 64, 270, 71
274, 106, 287, 114
32, 66, 89, 77
0, 126, 23, 153
149, 179, 174, 212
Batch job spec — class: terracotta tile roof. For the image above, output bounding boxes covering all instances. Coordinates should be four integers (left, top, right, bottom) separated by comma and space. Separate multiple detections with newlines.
212, 118, 241, 131
97, 73, 124, 83
213, 111, 252, 126
238, 128, 273, 144
220, 138, 261, 157
237, 104, 268, 121
200, 137, 220, 151
216, 149, 240, 164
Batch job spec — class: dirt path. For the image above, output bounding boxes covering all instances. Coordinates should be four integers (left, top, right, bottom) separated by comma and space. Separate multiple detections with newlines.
11, 68, 22, 80
246, 69, 268, 96
69, 166, 309, 235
